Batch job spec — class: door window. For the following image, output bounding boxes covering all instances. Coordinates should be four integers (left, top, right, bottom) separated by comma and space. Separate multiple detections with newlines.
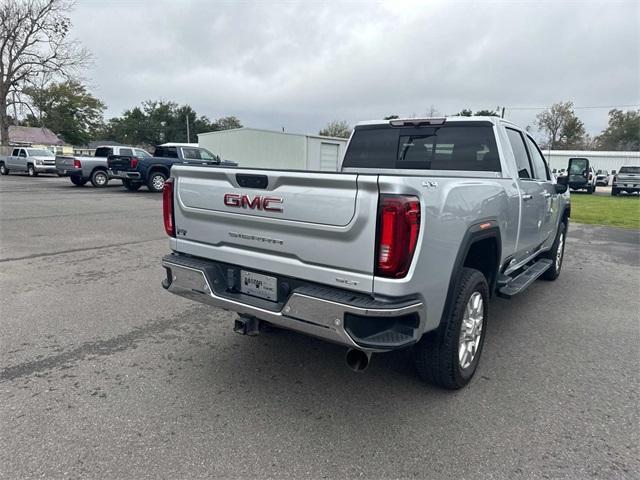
135, 149, 151, 157
525, 136, 550, 180
11, 149, 19, 156
506, 128, 532, 179
181, 147, 201, 160
18, 149, 27, 157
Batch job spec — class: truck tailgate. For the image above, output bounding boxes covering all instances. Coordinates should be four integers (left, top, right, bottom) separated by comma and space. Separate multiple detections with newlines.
107, 155, 132, 171
55, 156, 76, 169
171, 166, 379, 293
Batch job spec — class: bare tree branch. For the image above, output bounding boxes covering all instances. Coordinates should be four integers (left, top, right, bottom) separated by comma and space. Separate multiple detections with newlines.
0, 0, 90, 145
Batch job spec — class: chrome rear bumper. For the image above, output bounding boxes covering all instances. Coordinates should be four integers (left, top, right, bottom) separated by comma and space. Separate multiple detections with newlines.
162, 254, 424, 352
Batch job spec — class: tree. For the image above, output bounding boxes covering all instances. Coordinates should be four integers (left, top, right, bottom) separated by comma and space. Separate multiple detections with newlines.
214, 116, 242, 131
319, 120, 351, 138
596, 109, 640, 151
558, 115, 586, 149
455, 109, 473, 117
535, 101, 585, 149
455, 108, 500, 117
474, 109, 500, 117
0, 0, 89, 145
22, 80, 105, 145
103, 100, 242, 146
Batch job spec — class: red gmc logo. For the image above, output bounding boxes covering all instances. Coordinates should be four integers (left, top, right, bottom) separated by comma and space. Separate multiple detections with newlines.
224, 193, 283, 212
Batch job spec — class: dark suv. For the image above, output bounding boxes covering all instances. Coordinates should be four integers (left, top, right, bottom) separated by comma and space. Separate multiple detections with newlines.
108, 144, 236, 192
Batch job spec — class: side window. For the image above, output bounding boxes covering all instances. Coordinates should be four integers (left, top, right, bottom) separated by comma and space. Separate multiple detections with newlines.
525, 136, 550, 180
11, 149, 19, 156
19, 149, 27, 157
505, 128, 532, 179
198, 148, 218, 161
119, 148, 133, 156
181, 147, 201, 160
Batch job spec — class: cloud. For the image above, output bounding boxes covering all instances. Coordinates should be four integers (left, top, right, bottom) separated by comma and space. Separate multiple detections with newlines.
72, 0, 639, 137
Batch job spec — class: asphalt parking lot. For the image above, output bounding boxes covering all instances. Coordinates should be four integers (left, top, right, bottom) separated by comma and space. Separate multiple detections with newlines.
1, 174, 639, 479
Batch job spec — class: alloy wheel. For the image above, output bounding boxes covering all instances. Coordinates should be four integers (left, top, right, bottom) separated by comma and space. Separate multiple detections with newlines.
556, 232, 564, 271
458, 292, 484, 369
152, 174, 165, 191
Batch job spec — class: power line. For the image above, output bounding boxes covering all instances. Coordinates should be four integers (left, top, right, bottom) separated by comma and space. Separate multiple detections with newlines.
505, 104, 640, 111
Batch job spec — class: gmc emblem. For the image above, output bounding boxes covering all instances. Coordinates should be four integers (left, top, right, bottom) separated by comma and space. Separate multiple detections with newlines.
224, 193, 283, 212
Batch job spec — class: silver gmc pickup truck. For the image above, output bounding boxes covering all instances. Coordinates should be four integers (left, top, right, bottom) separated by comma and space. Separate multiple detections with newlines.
161, 116, 571, 389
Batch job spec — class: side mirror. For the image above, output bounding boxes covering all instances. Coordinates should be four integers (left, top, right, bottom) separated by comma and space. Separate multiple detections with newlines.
555, 175, 568, 194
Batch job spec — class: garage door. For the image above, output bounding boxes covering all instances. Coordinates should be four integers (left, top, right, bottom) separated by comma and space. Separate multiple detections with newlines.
320, 142, 339, 171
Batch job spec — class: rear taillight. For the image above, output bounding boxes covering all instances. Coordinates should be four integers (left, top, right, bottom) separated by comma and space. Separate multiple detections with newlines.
163, 178, 175, 237
130, 157, 138, 169
375, 195, 421, 278
73, 159, 81, 169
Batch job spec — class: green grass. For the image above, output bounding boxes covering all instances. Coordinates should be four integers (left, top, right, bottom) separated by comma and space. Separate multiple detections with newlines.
570, 193, 640, 229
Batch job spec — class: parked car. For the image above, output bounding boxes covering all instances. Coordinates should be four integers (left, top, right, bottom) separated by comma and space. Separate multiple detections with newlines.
595, 170, 610, 186
160, 116, 570, 389
611, 166, 640, 196
108, 144, 236, 192
56, 145, 151, 188
0, 147, 56, 176
568, 158, 597, 193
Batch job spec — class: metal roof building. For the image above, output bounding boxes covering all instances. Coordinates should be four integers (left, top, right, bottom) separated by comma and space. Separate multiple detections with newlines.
198, 127, 348, 171
545, 149, 640, 173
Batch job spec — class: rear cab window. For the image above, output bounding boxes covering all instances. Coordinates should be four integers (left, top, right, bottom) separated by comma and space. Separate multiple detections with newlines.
119, 148, 133, 156
154, 146, 178, 158
95, 147, 113, 157
342, 121, 501, 172
619, 166, 640, 174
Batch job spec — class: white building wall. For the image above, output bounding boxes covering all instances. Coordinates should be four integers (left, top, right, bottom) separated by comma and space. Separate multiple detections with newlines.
305, 136, 347, 171
198, 129, 306, 169
545, 150, 640, 173
198, 128, 347, 170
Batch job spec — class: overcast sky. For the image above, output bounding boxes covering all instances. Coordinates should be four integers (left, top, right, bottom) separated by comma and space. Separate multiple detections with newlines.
72, 0, 639, 140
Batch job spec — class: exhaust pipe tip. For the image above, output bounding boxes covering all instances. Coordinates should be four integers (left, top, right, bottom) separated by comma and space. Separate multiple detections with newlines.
346, 349, 371, 372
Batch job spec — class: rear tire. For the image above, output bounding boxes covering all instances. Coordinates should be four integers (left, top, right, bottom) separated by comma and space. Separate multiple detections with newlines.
70, 176, 88, 186
122, 179, 142, 191
147, 171, 167, 193
413, 267, 489, 389
0, 162, 8, 175
27, 164, 37, 177
90, 169, 109, 188
542, 221, 566, 281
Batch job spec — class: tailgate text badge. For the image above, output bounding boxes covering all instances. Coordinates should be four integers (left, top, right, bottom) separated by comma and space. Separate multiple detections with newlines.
224, 193, 283, 212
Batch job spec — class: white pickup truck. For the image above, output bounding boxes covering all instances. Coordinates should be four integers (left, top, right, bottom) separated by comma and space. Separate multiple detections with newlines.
160, 117, 571, 389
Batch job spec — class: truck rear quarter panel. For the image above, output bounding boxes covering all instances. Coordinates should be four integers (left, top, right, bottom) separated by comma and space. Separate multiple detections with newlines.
375, 174, 519, 334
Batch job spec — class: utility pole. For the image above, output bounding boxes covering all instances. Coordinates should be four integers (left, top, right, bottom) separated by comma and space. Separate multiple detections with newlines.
186, 115, 190, 143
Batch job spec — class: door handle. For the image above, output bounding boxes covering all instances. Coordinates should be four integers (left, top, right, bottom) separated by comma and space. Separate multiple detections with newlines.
522, 194, 533, 201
